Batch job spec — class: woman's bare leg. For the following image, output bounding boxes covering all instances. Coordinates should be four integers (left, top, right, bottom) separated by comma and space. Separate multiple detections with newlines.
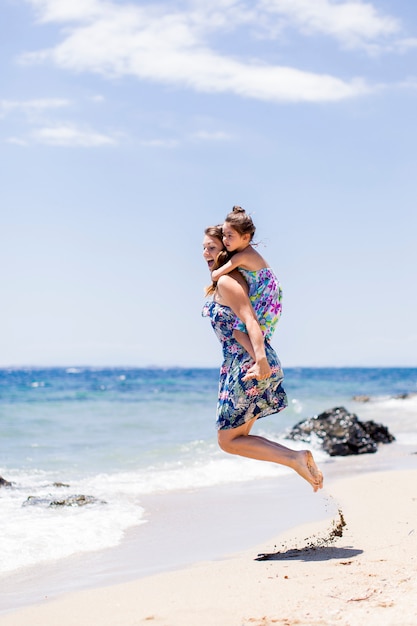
218, 418, 323, 492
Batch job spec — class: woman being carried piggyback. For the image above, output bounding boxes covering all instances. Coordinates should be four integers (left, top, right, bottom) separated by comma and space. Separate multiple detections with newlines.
211, 206, 283, 352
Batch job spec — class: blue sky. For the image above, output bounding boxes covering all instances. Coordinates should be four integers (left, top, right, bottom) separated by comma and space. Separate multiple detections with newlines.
1, 0, 416, 368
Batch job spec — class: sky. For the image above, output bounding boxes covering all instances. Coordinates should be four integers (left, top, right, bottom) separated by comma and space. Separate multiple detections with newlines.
1, 0, 417, 369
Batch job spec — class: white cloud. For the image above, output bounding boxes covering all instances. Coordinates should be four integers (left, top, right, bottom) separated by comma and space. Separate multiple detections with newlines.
259, 0, 400, 49
191, 130, 232, 141
32, 124, 116, 146
20, 0, 408, 103
0, 98, 70, 118
139, 131, 234, 147
6, 137, 29, 146
397, 77, 417, 91
26, 0, 103, 23
395, 37, 417, 53
0, 99, 115, 148
21, 1, 370, 103
89, 94, 105, 103
140, 138, 179, 148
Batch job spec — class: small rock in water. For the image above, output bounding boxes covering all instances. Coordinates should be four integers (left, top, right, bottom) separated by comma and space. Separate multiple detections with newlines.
352, 395, 371, 403
23, 494, 106, 507
49, 494, 104, 507
0, 476, 12, 487
394, 392, 416, 400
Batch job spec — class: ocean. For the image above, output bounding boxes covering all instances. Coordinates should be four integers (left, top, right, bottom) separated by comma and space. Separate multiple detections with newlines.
1, 366, 417, 581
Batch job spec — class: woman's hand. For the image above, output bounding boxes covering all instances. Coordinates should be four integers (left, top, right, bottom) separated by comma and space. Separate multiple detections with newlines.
242, 357, 271, 381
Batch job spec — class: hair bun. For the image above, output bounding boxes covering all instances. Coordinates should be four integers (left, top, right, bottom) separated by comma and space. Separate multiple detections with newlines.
225, 205, 255, 239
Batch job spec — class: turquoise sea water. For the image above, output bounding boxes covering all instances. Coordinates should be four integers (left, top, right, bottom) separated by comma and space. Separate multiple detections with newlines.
1, 366, 417, 577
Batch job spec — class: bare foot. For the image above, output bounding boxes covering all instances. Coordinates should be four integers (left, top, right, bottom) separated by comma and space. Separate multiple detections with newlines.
295, 450, 324, 492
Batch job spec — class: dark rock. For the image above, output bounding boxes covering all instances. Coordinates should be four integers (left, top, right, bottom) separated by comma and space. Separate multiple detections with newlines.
394, 392, 416, 400
23, 494, 106, 507
353, 392, 416, 402
361, 420, 395, 444
49, 494, 104, 507
52, 482, 70, 488
286, 406, 395, 457
0, 476, 12, 487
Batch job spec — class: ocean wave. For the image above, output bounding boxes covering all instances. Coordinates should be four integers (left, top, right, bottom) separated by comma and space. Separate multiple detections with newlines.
348, 394, 417, 436
0, 441, 328, 575
0, 469, 145, 575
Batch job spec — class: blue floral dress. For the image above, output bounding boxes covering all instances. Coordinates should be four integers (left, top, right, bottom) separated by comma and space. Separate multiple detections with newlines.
233, 268, 282, 341
202, 300, 288, 430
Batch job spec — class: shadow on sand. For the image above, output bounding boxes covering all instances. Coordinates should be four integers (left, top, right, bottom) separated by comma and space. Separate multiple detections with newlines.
255, 545, 363, 562
255, 507, 363, 563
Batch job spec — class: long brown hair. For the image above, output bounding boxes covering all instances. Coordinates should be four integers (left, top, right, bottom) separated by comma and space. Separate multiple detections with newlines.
204, 225, 230, 296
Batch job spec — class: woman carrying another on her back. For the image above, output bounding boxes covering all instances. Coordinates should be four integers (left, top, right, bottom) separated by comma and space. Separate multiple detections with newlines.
202, 225, 323, 492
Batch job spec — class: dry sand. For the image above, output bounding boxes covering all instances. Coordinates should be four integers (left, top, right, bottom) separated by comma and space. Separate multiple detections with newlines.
1, 466, 417, 626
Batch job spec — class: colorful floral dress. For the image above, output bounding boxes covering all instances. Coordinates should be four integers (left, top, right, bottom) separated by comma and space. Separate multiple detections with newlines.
233, 268, 282, 341
202, 300, 288, 430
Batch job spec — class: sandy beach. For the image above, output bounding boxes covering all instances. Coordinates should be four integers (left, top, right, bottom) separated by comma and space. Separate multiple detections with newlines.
1, 449, 417, 626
